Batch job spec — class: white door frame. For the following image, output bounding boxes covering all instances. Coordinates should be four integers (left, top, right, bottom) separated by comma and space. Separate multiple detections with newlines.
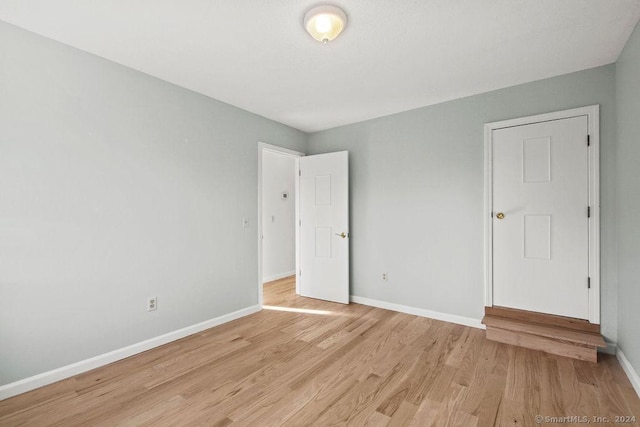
483, 105, 600, 324
257, 142, 304, 307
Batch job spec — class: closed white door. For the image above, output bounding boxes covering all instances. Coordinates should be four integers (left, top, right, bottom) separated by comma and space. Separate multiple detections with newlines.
492, 116, 589, 319
299, 151, 349, 304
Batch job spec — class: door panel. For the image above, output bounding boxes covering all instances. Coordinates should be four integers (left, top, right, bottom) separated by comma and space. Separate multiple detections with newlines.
492, 116, 589, 319
299, 151, 349, 304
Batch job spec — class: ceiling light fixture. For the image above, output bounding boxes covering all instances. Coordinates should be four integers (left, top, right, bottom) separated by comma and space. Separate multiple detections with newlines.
304, 5, 347, 44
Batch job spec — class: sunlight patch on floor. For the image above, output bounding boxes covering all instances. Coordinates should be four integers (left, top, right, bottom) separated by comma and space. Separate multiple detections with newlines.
263, 305, 336, 315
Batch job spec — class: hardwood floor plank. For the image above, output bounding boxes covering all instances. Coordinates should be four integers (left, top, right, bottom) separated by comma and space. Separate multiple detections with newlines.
449, 339, 505, 426
410, 398, 442, 426
618, 385, 640, 422
592, 355, 639, 420
555, 356, 584, 417
386, 400, 419, 427
317, 317, 378, 350
0, 381, 78, 424
363, 410, 391, 426
239, 370, 359, 426
434, 384, 470, 426
451, 328, 484, 387
523, 349, 543, 417
539, 356, 565, 416
281, 372, 360, 426
494, 397, 528, 426
603, 353, 635, 386
574, 359, 599, 386
450, 410, 478, 427
310, 373, 387, 425
424, 365, 458, 403
1, 275, 638, 426
324, 355, 417, 425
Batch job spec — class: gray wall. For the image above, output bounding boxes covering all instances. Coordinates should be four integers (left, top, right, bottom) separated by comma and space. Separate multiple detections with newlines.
308, 65, 618, 342
2, 15, 637, 390
0, 21, 306, 386
616, 20, 640, 376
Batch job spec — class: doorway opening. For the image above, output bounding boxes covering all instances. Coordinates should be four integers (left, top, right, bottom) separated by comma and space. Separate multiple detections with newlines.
483, 105, 600, 324
257, 142, 303, 307
258, 142, 351, 307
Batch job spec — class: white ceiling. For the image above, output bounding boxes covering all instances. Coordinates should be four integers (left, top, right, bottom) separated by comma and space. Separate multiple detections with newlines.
1, 1, 640, 133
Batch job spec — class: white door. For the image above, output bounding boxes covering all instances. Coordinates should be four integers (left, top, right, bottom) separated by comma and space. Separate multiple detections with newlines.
492, 116, 589, 319
299, 151, 349, 304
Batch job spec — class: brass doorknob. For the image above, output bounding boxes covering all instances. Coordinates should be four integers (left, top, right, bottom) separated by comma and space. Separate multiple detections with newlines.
496, 212, 505, 220
335, 232, 348, 238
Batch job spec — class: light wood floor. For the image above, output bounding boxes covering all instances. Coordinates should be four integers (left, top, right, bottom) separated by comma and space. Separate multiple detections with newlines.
1, 276, 638, 426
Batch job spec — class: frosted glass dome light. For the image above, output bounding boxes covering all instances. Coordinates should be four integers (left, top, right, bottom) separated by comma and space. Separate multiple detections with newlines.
304, 5, 347, 44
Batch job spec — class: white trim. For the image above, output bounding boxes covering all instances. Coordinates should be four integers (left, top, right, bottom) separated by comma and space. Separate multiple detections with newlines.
294, 157, 301, 297
483, 105, 601, 324
617, 348, 640, 398
586, 106, 600, 325
483, 106, 598, 130
262, 270, 296, 283
484, 124, 494, 306
257, 142, 305, 306
259, 142, 305, 157
0, 305, 260, 401
350, 295, 485, 330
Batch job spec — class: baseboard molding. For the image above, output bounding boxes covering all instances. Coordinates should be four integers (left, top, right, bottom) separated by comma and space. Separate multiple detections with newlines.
350, 295, 485, 330
0, 305, 261, 401
263, 270, 296, 283
617, 347, 640, 398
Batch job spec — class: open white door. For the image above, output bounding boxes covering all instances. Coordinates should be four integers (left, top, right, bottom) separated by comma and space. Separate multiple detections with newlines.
299, 151, 349, 304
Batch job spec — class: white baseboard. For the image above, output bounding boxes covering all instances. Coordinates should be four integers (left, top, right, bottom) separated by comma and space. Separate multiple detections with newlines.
263, 270, 296, 283
617, 347, 640, 398
0, 305, 261, 401
350, 295, 485, 330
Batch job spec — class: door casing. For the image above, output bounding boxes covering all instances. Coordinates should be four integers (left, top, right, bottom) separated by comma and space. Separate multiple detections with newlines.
483, 105, 600, 324
257, 142, 304, 307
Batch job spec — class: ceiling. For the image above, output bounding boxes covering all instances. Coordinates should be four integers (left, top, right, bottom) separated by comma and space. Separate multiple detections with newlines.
1, 1, 640, 133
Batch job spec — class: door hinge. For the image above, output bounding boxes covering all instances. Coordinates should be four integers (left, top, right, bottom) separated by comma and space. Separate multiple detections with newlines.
587, 206, 591, 218
299, 219, 301, 227
587, 135, 590, 146
299, 169, 301, 177
299, 270, 302, 277
491, 211, 494, 218
588, 277, 591, 289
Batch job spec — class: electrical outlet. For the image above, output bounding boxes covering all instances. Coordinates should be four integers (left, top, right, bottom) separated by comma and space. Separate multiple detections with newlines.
382, 272, 388, 282
147, 297, 157, 311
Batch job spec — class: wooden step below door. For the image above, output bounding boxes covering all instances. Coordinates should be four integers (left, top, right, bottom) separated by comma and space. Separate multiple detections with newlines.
483, 306, 606, 363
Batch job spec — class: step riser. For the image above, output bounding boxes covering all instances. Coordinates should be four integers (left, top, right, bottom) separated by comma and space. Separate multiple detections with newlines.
482, 316, 605, 347
486, 327, 597, 363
